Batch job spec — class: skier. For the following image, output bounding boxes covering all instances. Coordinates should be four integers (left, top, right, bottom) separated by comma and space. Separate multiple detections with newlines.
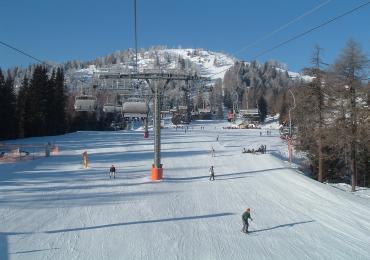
109, 164, 116, 179
209, 165, 215, 181
82, 151, 88, 168
45, 142, 51, 157
216, 135, 219, 141
242, 208, 253, 233
211, 146, 215, 157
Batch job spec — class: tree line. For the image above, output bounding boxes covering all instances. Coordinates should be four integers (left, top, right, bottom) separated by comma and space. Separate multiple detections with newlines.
222, 60, 296, 123
221, 39, 369, 189
0, 65, 67, 139
292, 39, 369, 189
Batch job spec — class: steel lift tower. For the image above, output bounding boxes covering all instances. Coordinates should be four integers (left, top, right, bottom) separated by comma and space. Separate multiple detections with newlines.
95, 69, 210, 180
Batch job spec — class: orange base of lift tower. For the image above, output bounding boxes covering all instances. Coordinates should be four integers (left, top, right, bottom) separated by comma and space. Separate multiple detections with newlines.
151, 165, 163, 180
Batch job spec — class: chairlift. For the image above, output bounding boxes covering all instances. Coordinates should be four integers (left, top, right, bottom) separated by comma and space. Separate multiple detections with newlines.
103, 103, 122, 113
74, 95, 97, 112
122, 100, 148, 118
103, 96, 122, 113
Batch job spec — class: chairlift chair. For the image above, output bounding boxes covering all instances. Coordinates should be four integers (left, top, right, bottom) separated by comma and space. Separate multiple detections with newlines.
122, 100, 148, 118
103, 103, 122, 113
74, 95, 97, 112
103, 96, 122, 113
121, 79, 148, 118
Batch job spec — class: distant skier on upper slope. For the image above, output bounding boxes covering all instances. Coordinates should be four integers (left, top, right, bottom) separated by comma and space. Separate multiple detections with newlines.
109, 165, 116, 179
209, 165, 215, 181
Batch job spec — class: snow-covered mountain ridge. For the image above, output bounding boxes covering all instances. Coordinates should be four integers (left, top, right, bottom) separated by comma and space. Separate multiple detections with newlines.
70, 48, 236, 83
70, 47, 312, 85
159, 48, 236, 80
10, 47, 312, 90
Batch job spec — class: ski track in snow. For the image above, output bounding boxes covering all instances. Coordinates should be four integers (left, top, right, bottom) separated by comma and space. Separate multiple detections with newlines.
1, 120, 370, 260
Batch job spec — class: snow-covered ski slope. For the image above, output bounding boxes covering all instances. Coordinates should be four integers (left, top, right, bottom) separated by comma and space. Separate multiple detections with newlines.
1, 120, 369, 260
161, 49, 235, 80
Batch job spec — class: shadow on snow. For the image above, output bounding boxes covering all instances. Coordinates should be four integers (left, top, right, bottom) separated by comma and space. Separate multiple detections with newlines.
10, 248, 60, 255
250, 220, 314, 234
164, 167, 289, 182
43, 212, 234, 234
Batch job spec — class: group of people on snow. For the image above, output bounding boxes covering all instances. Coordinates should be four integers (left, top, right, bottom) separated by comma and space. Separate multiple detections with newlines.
242, 145, 267, 154
260, 130, 272, 136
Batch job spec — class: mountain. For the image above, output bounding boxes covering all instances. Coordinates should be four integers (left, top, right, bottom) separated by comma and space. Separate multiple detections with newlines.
66, 47, 236, 88
8, 46, 311, 91
158, 48, 236, 80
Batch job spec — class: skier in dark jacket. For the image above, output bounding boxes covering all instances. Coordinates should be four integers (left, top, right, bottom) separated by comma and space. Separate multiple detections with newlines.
209, 165, 215, 181
210, 146, 215, 157
242, 208, 253, 233
109, 165, 116, 179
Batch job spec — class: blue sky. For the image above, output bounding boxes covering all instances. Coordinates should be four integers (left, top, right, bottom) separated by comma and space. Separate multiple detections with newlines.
1, 0, 369, 72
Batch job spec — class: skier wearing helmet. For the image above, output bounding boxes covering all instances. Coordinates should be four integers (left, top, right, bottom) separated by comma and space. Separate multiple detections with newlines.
242, 208, 253, 233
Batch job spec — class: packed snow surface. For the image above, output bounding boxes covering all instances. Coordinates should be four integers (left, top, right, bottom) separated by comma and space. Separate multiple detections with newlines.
1, 120, 370, 260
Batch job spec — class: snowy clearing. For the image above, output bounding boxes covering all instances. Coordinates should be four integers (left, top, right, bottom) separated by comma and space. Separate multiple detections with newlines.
1, 120, 370, 260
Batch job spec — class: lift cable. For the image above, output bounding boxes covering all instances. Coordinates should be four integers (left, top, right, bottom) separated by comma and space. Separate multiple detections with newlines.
209, 1, 370, 78
0, 40, 44, 64
233, 0, 331, 56
250, 1, 370, 60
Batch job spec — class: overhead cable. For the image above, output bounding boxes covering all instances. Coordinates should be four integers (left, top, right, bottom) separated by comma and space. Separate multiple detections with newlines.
233, 0, 331, 56
0, 40, 44, 64
209, 1, 370, 78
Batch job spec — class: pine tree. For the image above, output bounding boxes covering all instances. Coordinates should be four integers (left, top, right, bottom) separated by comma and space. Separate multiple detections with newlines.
46, 69, 57, 135
16, 76, 29, 138
0, 68, 17, 140
257, 95, 268, 123
55, 68, 67, 134
25, 65, 49, 137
